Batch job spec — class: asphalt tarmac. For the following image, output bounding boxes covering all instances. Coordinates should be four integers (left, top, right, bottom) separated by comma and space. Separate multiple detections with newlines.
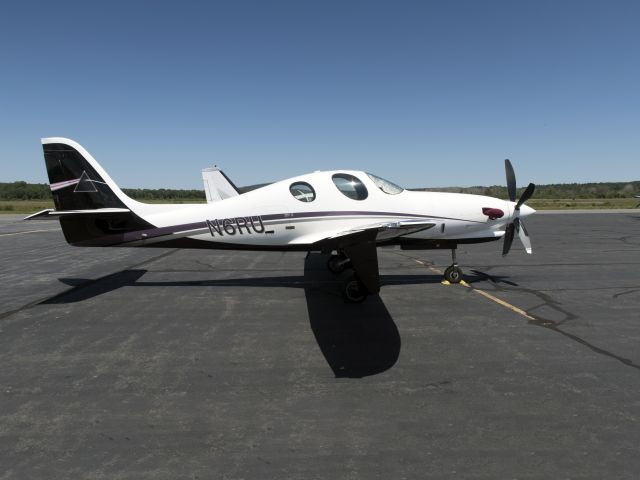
1, 211, 639, 479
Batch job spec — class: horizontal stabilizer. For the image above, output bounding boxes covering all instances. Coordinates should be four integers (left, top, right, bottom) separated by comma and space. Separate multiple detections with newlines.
24, 208, 131, 220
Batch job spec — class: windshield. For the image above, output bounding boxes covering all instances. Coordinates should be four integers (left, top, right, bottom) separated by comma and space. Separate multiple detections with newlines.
366, 173, 404, 195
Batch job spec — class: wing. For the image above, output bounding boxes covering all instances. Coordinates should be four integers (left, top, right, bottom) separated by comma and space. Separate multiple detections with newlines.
310, 220, 436, 295
326, 219, 436, 243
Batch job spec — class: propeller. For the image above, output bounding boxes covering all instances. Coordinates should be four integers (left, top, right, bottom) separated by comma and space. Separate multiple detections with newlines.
502, 159, 535, 256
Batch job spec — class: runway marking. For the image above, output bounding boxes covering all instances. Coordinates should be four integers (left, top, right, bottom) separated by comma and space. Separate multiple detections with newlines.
465, 285, 537, 320
412, 257, 537, 321
0, 229, 58, 237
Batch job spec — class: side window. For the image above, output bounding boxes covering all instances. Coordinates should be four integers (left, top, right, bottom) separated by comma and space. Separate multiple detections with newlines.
289, 182, 316, 202
332, 174, 368, 200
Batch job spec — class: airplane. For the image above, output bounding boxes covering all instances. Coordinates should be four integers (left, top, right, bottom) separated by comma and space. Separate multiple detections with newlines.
26, 137, 536, 302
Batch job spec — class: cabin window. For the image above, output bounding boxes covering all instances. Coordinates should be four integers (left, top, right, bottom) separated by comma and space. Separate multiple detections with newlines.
332, 174, 368, 200
289, 182, 316, 202
366, 172, 404, 195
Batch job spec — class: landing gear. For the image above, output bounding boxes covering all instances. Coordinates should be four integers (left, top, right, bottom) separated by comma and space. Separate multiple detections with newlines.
444, 265, 463, 283
327, 252, 351, 274
343, 273, 369, 303
444, 248, 463, 284
325, 244, 378, 302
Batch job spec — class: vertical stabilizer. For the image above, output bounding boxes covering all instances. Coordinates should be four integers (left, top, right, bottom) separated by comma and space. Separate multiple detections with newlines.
39, 138, 154, 245
202, 166, 240, 203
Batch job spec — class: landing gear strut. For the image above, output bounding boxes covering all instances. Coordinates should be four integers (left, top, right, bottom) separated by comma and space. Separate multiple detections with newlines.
443, 248, 463, 284
327, 252, 351, 274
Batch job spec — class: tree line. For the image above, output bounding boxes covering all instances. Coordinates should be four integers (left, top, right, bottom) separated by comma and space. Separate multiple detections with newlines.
0, 182, 205, 201
415, 181, 640, 199
1, 180, 638, 201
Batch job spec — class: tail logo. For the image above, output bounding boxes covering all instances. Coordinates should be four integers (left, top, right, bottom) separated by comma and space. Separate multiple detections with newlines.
49, 170, 106, 193
74, 171, 98, 193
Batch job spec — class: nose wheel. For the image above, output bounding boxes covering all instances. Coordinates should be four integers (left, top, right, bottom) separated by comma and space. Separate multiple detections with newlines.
444, 265, 463, 283
444, 248, 463, 284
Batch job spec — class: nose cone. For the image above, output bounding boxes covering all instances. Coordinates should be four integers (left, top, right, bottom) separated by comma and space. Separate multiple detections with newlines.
519, 204, 536, 218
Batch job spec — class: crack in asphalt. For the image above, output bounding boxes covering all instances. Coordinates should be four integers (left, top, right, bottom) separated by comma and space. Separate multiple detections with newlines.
467, 269, 640, 372
394, 252, 640, 373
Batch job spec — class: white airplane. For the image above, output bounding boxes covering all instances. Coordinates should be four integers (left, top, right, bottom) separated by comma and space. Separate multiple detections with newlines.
26, 137, 536, 302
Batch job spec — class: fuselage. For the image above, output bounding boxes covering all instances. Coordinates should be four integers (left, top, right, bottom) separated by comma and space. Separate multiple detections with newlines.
122, 170, 533, 250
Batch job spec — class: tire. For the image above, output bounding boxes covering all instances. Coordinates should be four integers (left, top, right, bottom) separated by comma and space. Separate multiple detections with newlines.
343, 274, 368, 303
444, 265, 463, 284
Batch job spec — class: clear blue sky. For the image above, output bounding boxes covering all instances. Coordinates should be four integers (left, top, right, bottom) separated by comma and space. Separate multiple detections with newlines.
1, 0, 638, 189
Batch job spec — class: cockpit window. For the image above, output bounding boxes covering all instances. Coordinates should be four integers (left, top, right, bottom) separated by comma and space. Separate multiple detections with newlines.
332, 173, 368, 200
366, 173, 404, 195
289, 182, 316, 202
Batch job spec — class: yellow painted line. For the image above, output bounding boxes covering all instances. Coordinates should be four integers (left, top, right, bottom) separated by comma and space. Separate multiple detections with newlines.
411, 256, 536, 321
0, 229, 58, 237
469, 287, 537, 320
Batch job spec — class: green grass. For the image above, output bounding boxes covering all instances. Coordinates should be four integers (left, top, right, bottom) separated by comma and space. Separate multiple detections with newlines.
528, 198, 639, 209
2, 197, 638, 215
0, 200, 55, 214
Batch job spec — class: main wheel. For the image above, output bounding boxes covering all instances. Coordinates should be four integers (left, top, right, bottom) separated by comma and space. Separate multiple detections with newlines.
343, 274, 369, 303
328, 254, 350, 274
444, 265, 463, 284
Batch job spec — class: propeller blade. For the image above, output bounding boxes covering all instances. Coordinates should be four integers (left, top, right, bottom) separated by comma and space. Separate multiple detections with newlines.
502, 222, 515, 256
516, 183, 536, 210
505, 159, 516, 202
515, 218, 532, 254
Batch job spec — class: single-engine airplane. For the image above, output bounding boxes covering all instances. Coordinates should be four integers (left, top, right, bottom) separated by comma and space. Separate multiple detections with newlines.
27, 138, 536, 302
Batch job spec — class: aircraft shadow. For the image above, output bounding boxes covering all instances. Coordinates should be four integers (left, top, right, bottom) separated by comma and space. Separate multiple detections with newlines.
303, 253, 401, 378
45, 267, 449, 305
44, 256, 503, 377
44, 254, 445, 377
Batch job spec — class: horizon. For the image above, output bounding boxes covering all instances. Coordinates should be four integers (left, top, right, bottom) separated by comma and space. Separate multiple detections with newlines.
1, 1, 638, 189
2, 178, 639, 192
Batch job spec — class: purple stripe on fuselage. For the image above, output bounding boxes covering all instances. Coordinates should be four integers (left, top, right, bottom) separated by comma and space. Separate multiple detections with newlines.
74, 210, 482, 247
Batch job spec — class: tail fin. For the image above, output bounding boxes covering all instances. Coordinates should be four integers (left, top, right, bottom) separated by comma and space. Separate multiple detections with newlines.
43, 137, 136, 211
41, 138, 153, 245
202, 166, 240, 203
